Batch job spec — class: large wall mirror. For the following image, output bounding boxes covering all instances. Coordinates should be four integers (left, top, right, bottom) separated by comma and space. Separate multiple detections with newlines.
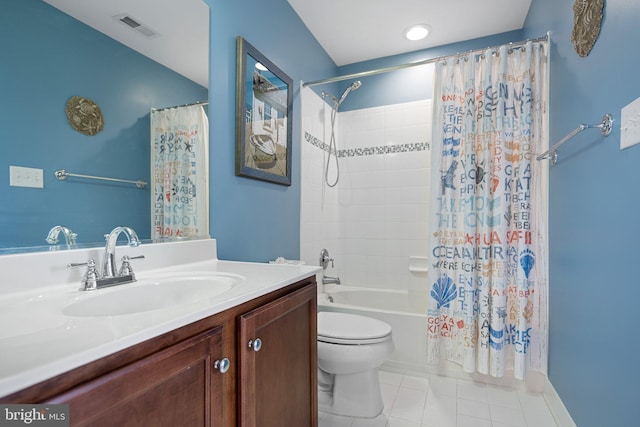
0, 0, 209, 253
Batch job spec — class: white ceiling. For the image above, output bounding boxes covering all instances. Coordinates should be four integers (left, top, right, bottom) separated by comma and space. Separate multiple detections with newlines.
42, 0, 532, 87
43, 0, 209, 88
287, 0, 533, 66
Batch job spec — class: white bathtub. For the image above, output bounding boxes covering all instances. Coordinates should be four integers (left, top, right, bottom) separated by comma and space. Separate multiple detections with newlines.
318, 285, 549, 390
318, 285, 429, 373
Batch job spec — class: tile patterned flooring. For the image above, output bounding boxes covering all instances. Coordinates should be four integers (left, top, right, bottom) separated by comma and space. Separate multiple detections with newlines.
318, 369, 558, 427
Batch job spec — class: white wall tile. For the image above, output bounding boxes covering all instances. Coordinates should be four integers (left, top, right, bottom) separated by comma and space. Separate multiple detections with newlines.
301, 96, 432, 291
367, 110, 385, 131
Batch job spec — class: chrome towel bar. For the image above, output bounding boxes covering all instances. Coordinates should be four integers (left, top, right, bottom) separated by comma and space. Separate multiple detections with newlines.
54, 169, 147, 188
536, 113, 613, 165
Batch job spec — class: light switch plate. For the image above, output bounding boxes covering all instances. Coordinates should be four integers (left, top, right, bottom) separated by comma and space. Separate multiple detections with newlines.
621, 97, 640, 150
9, 166, 44, 188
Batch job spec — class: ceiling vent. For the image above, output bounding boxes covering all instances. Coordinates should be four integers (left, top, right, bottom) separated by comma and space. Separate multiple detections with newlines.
113, 13, 159, 38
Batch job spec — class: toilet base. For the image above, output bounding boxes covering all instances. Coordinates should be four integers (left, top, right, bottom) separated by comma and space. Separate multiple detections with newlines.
318, 368, 384, 418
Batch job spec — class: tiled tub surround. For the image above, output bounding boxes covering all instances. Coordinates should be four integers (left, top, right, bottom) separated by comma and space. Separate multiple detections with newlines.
301, 89, 433, 370
301, 88, 432, 299
305, 132, 429, 158
0, 238, 320, 397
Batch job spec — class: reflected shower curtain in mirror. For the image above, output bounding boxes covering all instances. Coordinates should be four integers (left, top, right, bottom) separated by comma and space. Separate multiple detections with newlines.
428, 41, 549, 380
151, 105, 209, 240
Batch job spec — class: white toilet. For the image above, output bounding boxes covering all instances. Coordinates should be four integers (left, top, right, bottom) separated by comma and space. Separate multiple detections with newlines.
317, 311, 394, 418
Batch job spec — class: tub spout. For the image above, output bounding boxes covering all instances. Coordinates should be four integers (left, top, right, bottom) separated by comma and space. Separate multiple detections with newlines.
322, 275, 341, 285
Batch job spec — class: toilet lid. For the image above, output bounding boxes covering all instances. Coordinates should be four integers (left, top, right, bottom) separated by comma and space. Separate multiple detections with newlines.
318, 311, 392, 344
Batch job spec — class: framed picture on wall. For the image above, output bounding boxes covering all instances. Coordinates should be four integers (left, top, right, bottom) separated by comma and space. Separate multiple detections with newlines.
235, 36, 293, 186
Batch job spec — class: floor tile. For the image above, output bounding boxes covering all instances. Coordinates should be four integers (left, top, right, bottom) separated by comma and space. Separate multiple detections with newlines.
423, 395, 456, 427
318, 369, 558, 427
390, 387, 427, 423
427, 375, 457, 397
487, 387, 522, 409
456, 414, 492, 427
517, 389, 550, 414
523, 408, 557, 426
379, 370, 404, 387
319, 411, 353, 427
456, 379, 488, 403
386, 417, 421, 427
351, 414, 388, 427
457, 397, 491, 420
381, 382, 400, 413
400, 375, 429, 392
489, 404, 527, 426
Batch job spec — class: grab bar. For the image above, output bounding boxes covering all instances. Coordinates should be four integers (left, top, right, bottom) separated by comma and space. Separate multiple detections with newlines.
54, 169, 147, 188
536, 113, 613, 165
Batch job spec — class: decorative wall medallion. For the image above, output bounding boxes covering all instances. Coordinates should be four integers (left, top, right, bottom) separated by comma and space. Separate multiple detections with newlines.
65, 95, 104, 135
570, 0, 605, 57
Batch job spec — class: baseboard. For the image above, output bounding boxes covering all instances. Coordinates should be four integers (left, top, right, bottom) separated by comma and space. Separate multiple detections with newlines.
544, 378, 576, 427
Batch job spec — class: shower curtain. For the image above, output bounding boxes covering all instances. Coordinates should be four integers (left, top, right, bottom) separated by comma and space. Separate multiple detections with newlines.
151, 104, 209, 240
427, 41, 548, 380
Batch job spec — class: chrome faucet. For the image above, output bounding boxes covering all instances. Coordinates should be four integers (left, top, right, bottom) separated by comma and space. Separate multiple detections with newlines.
319, 248, 341, 285
322, 275, 341, 285
68, 226, 144, 290
102, 226, 141, 278
45, 225, 77, 246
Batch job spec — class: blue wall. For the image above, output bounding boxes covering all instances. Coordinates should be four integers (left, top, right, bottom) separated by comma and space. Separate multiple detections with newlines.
524, 1, 640, 426
0, 0, 207, 248
204, 0, 337, 262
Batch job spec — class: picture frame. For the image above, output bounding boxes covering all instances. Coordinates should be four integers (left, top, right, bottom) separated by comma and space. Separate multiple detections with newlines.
235, 36, 293, 186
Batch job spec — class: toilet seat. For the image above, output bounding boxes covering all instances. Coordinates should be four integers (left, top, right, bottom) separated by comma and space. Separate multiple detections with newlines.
318, 312, 392, 345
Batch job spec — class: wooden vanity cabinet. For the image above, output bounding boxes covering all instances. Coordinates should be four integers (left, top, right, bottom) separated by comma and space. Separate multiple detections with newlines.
48, 327, 225, 427
1, 277, 317, 427
238, 282, 317, 427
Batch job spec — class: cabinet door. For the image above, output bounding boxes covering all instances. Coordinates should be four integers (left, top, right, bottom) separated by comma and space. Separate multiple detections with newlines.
238, 283, 317, 427
48, 327, 227, 427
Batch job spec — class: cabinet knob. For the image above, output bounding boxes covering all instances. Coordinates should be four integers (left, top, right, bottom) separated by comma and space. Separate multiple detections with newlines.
248, 338, 262, 352
213, 357, 230, 374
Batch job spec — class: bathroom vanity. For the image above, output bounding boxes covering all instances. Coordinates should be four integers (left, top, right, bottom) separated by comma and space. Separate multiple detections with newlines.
0, 238, 319, 427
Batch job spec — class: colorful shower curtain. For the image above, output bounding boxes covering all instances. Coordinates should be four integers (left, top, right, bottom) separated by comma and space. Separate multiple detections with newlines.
151, 105, 209, 240
428, 41, 549, 379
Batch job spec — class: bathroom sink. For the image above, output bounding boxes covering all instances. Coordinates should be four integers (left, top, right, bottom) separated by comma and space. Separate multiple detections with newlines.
63, 272, 245, 317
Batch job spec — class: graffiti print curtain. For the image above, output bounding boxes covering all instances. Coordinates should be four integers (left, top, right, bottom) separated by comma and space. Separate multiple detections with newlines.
428, 41, 548, 379
151, 105, 209, 240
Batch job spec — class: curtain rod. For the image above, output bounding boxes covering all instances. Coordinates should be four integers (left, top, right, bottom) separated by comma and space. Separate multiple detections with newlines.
151, 100, 209, 112
302, 33, 549, 88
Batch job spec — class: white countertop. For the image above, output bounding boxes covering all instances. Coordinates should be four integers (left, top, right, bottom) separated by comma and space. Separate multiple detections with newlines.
0, 238, 320, 398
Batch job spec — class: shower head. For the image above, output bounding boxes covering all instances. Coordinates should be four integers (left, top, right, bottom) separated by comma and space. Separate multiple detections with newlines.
337, 80, 362, 106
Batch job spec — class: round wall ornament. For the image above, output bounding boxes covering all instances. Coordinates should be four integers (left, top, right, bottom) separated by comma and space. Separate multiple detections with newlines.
570, 0, 605, 57
65, 95, 104, 136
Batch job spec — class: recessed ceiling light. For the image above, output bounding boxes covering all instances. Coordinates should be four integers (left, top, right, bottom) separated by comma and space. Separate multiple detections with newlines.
404, 24, 430, 41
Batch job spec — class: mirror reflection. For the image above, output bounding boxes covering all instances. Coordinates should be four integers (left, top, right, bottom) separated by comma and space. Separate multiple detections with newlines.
0, 0, 209, 252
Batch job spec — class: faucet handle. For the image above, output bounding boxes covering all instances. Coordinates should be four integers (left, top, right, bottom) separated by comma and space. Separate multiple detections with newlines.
319, 249, 335, 270
68, 259, 99, 291
118, 255, 145, 278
